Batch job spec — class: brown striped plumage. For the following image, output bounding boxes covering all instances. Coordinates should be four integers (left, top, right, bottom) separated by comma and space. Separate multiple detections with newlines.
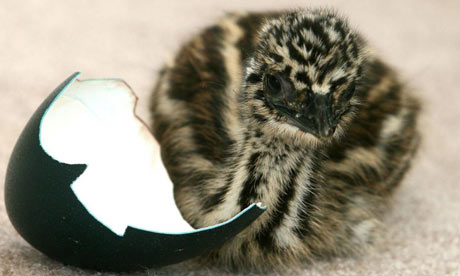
150, 9, 420, 270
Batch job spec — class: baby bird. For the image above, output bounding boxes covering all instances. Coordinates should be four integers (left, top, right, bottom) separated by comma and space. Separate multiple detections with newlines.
150, 9, 420, 269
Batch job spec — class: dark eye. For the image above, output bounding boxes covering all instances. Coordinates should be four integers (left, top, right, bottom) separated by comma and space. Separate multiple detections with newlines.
342, 82, 355, 101
264, 74, 282, 95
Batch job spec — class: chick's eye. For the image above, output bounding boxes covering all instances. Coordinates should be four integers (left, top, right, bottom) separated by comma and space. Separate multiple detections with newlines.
264, 74, 282, 95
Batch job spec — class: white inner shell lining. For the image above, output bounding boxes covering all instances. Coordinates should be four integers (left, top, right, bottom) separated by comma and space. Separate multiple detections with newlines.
40, 77, 195, 236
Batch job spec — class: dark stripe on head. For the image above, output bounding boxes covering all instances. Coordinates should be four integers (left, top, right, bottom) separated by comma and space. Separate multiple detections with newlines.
269, 52, 284, 63
349, 40, 359, 59
246, 73, 262, 84
331, 76, 348, 88
295, 72, 312, 87
329, 76, 348, 92
310, 20, 331, 49
254, 89, 264, 101
253, 113, 268, 123
333, 21, 347, 40
317, 58, 339, 84
287, 42, 308, 65
282, 65, 292, 77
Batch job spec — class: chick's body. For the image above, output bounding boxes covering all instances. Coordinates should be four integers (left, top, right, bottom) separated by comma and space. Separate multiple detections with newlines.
151, 9, 420, 269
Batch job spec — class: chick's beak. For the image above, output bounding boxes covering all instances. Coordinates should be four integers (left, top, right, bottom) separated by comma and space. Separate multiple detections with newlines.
288, 94, 336, 138
310, 94, 336, 138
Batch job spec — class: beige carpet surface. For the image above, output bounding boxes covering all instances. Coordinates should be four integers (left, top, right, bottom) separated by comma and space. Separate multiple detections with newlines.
1, 0, 460, 275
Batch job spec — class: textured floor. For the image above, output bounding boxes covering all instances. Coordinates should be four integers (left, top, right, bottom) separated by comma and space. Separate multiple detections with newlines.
1, 0, 460, 275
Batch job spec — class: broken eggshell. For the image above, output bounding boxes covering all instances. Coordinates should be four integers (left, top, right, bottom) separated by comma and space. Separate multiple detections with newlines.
4, 72, 265, 272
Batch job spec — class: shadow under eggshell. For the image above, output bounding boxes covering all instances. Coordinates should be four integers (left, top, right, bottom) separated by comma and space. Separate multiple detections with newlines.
4, 72, 265, 272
